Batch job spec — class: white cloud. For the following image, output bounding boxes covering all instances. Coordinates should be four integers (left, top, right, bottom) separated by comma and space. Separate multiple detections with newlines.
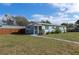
50, 3, 79, 13
48, 3, 79, 24
72, 15, 79, 22
0, 15, 3, 20
31, 3, 79, 25
66, 3, 79, 13
50, 3, 73, 12
31, 14, 54, 23
0, 15, 4, 24
73, 15, 79, 19
31, 14, 71, 25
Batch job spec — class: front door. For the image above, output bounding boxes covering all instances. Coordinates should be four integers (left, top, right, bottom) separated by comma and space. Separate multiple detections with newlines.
34, 26, 42, 35
39, 26, 42, 35
34, 26, 38, 34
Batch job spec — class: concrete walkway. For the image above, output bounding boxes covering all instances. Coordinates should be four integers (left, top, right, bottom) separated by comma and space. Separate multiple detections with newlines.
32, 35, 79, 45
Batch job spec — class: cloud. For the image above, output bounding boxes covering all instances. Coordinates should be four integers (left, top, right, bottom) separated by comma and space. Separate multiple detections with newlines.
49, 3, 72, 12
31, 4, 79, 25
0, 15, 4, 24
31, 14, 54, 23
31, 14, 71, 25
48, 3, 79, 24
50, 3, 79, 13
72, 15, 79, 22
66, 3, 79, 13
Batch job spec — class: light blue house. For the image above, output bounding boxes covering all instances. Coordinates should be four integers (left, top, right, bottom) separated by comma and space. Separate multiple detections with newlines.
25, 22, 67, 35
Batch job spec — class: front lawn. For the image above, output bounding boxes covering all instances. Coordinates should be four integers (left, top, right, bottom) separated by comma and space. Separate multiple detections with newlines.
0, 33, 79, 54
45, 32, 79, 42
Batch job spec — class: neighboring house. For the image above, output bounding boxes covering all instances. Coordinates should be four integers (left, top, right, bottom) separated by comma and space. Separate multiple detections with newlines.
72, 24, 79, 32
25, 22, 67, 35
66, 23, 79, 32
0, 25, 25, 34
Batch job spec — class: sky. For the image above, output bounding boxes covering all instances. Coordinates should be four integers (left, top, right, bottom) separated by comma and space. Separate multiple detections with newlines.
0, 3, 79, 25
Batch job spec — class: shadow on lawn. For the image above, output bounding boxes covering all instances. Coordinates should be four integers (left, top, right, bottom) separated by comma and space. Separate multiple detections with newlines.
11, 29, 26, 35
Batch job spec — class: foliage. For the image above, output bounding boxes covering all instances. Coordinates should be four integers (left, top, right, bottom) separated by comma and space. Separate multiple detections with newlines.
45, 20, 51, 24
2, 14, 30, 26
61, 23, 68, 26
40, 20, 51, 24
51, 31, 54, 34
75, 19, 79, 24
61, 23, 74, 32
46, 32, 50, 35
14, 16, 29, 26
2, 14, 15, 25
54, 28, 61, 34
40, 20, 46, 23
67, 23, 74, 28
46, 28, 61, 34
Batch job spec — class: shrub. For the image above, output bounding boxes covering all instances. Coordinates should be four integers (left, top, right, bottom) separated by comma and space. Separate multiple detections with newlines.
46, 32, 50, 35
51, 31, 54, 34
46, 28, 61, 35
54, 28, 61, 34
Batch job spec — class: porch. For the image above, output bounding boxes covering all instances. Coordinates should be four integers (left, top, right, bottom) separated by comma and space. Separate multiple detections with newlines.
33, 26, 44, 35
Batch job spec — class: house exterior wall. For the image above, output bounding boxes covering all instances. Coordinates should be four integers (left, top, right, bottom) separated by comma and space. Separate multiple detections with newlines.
25, 25, 55, 35
25, 25, 34, 34
42, 26, 45, 29
59, 26, 67, 33
42, 25, 53, 34
25, 24, 67, 35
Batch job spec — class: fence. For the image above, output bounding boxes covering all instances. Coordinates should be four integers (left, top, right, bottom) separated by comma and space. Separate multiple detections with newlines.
0, 26, 25, 34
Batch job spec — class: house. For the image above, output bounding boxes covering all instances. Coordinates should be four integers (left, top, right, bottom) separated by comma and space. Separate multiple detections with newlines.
0, 22, 66, 35
71, 24, 79, 32
25, 22, 67, 35
25, 22, 53, 35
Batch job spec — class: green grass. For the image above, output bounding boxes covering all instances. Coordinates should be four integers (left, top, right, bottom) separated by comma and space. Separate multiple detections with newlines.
45, 32, 79, 42
0, 33, 79, 54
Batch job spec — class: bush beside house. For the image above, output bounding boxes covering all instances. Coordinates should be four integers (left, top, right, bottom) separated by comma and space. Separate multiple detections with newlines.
46, 27, 62, 34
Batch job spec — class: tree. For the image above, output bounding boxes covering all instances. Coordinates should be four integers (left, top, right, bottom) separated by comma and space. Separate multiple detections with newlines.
2, 14, 15, 25
67, 23, 74, 28
61, 23, 75, 32
45, 20, 51, 24
75, 19, 79, 29
75, 19, 79, 24
40, 20, 51, 24
61, 23, 68, 26
14, 16, 29, 26
61, 23, 74, 28
40, 20, 46, 23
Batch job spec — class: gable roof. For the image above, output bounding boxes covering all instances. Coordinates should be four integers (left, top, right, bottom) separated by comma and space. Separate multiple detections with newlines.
28, 22, 53, 26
